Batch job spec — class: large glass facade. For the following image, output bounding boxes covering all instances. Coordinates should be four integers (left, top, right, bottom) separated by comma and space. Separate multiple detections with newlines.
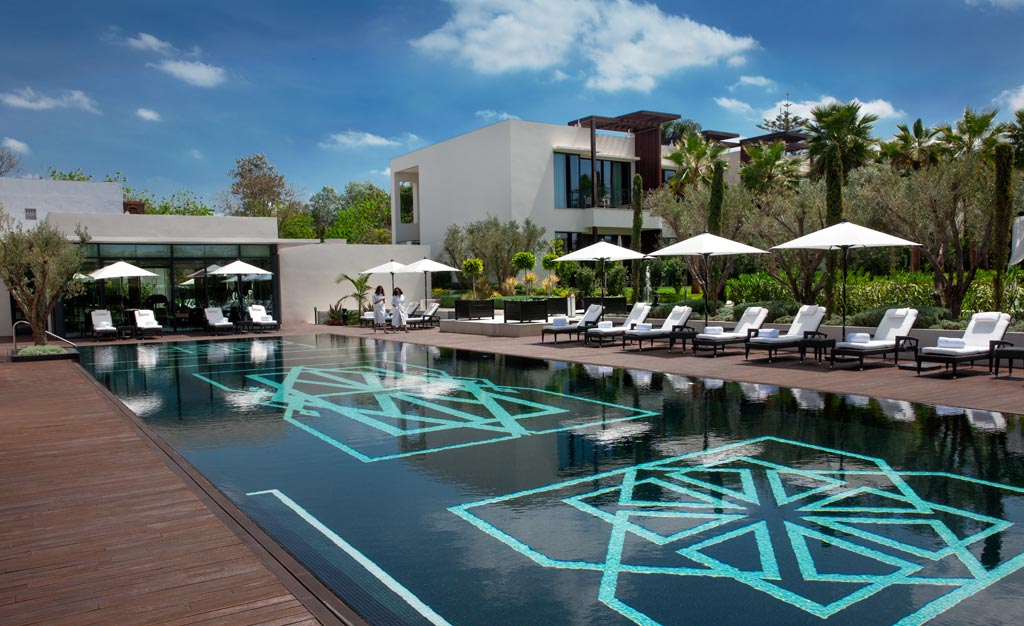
553, 153, 631, 208
59, 243, 277, 337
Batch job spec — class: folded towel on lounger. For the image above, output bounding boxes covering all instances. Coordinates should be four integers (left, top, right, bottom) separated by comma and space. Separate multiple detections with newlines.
552, 317, 568, 327
704, 326, 723, 335
846, 332, 870, 343
758, 328, 779, 338
936, 337, 966, 349
96, 321, 112, 328
597, 321, 613, 329
635, 323, 652, 331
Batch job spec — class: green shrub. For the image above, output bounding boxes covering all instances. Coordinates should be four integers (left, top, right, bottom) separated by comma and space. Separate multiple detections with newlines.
605, 264, 627, 296
934, 318, 969, 331
575, 266, 596, 297
726, 272, 789, 303
843, 272, 933, 313
733, 300, 800, 323
17, 345, 66, 356
650, 298, 720, 319
848, 305, 952, 329
439, 294, 458, 308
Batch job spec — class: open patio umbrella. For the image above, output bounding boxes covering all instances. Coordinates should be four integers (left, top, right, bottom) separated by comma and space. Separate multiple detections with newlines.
650, 232, 766, 325
555, 241, 646, 305
89, 261, 159, 310
772, 220, 919, 338
360, 260, 407, 292
395, 258, 460, 305
209, 260, 273, 318
1011, 214, 1024, 266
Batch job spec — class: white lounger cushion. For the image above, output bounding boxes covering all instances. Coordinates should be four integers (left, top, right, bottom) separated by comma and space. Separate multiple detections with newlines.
834, 339, 901, 351
920, 345, 990, 356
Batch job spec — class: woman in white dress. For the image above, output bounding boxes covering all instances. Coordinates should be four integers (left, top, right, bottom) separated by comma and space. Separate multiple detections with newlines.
391, 287, 409, 333
371, 285, 387, 333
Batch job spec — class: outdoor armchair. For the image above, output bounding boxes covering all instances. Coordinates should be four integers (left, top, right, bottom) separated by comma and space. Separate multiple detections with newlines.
90, 309, 119, 340
248, 304, 280, 332
133, 309, 163, 338
204, 307, 235, 335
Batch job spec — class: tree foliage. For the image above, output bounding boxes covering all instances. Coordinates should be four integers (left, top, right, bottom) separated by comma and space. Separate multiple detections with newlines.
631, 173, 644, 302
757, 100, 808, 133
935, 107, 1003, 162
225, 153, 296, 218
661, 119, 701, 145
335, 272, 371, 314
150, 190, 213, 215
307, 186, 344, 242
462, 258, 484, 298
442, 217, 546, 285
805, 101, 878, 180
0, 146, 21, 177
329, 185, 391, 244
992, 143, 1015, 311
0, 208, 89, 346
665, 130, 727, 194
1004, 109, 1024, 170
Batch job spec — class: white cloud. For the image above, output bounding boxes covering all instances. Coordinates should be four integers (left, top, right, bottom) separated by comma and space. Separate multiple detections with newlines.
762, 96, 904, 121
714, 97, 754, 116
319, 131, 420, 149
135, 107, 161, 122
369, 167, 392, 176
190, 148, 204, 159
0, 87, 100, 114
730, 75, 774, 91
2, 137, 30, 154
412, 0, 757, 93
726, 55, 747, 67
126, 32, 175, 55
149, 59, 226, 87
997, 83, 1024, 110
476, 109, 520, 123
965, 0, 1024, 8
551, 69, 569, 81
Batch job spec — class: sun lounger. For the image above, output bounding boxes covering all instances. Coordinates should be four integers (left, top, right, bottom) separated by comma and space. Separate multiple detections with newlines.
248, 304, 280, 332
830, 308, 919, 369
622, 305, 693, 351
408, 303, 441, 329
90, 309, 119, 340
133, 309, 163, 338
692, 306, 768, 357
915, 311, 1011, 378
204, 307, 235, 335
745, 305, 827, 362
541, 304, 603, 343
585, 302, 651, 347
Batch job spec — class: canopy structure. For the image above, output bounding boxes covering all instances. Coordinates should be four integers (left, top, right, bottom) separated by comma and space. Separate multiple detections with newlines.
773, 220, 919, 337
556, 241, 646, 304
361, 260, 407, 292
209, 260, 273, 317
651, 233, 766, 324
395, 258, 461, 305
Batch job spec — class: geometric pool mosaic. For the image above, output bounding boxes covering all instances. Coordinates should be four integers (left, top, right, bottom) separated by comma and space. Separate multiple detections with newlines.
451, 436, 1024, 626
197, 362, 658, 463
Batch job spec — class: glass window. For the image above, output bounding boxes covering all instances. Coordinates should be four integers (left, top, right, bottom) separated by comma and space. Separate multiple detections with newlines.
553, 154, 567, 208
241, 244, 271, 258
99, 244, 136, 259
80, 243, 99, 258
24, 208, 36, 220
135, 244, 171, 258
555, 153, 633, 208
204, 245, 239, 258
173, 245, 205, 258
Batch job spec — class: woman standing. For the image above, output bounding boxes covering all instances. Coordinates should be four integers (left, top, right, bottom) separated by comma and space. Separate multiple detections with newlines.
371, 285, 387, 333
391, 287, 409, 333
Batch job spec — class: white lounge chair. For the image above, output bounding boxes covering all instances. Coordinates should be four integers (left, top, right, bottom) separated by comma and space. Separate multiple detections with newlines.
133, 309, 163, 338
916, 311, 1012, 378
90, 309, 119, 340
541, 304, 603, 343
204, 307, 235, 335
622, 305, 693, 351
408, 303, 441, 329
693, 306, 768, 357
745, 305, 827, 362
248, 304, 280, 332
830, 307, 919, 369
585, 302, 651, 347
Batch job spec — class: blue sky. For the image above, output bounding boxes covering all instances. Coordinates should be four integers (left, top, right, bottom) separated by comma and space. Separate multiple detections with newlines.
2, 0, 1022, 204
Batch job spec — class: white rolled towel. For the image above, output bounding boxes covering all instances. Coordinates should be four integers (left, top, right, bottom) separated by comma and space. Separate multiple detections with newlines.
758, 328, 779, 338
552, 316, 568, 327
635, 323, 652, 331
96, 321, 111, 328
261, 315, 273, 322
597, 321, 614, 329
937, 337, 966, 349
846, 332, 871, 343
704, 326, 724, 335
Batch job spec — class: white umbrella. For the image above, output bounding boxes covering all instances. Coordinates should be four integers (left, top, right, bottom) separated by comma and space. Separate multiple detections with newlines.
89, 261, 159, 310
360, 260, 407, 292
210, 260, 273, 316
1010, 214, 1024, 266
773, 220, 919, 337
395, 258, 460, 304
556, 241, 645, 303
650, 232, 767, 325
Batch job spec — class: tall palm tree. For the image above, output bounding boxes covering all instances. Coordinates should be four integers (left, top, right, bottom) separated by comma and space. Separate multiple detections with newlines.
998, 108, 1024, 169
935, 107, 1003, 161
661, 119, 702, 145
893, 118, 939, 170
740, 141, 804, 197
665, 130, 728, 195
804, 101, 879, 180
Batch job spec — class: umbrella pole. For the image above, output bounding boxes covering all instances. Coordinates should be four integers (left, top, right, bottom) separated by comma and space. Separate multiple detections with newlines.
238, 275, 245, 321
703, 253, 710, 326
841, 246, 849, 340
601, 258, 607, 309
423, 272, 428, 308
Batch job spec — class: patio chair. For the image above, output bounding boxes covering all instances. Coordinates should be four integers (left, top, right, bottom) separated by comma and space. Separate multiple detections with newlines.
830, 307, 919, 369
408, 303, 441, 329
745, 305, 827, 363
248, 304, 280, 332
585, 302, 651, 347
915, 311, 1011, 378
204, 307, 235, 335
89, 309, 119, 341
621, 305, 693, 351
692, 306, 768, 357
133, 309, 163, 338
541, 304, 603, 343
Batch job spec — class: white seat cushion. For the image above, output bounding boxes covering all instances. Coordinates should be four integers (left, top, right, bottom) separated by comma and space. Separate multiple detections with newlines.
748, 335, 802, 345
834, 339, 896, 350
920, 346, 989, 356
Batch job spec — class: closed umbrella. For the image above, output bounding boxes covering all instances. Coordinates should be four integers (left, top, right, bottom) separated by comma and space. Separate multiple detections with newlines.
395, 258, 460, 306
650, 232, 766, 325
555, 241, 645, 306
773, 220, 919, 337
360, 260, 407, 292
209, 260, 273, 319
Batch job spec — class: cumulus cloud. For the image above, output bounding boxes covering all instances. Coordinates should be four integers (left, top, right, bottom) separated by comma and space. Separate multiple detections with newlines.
714, 97, 754, 116
476, 109, 520, 123
730, 75, 774, 91
135, 107, 161, 121
412, 0, 757, 93
190, 148, 204, 159
319, 131, 421, 150
126, 32, 175, 55
762, 96, 904, 121
0, 87, 100, 114
997, 83, 1024, 110
2, 137, 30, 154
148, 59, 226, 87
965, 0, 1024, 8
369, 167, 392, 176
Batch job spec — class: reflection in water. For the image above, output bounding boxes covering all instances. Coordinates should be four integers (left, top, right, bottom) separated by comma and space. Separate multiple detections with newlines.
136, 344, 159, 370
876, 397, 915, 422
791, 388, 824, 411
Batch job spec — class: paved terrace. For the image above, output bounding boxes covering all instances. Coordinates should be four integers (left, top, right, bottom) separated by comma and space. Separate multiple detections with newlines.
0, 322, 1020, 625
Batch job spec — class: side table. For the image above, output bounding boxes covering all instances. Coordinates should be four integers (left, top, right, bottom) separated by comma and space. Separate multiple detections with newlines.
993, 346, 1024, 376
799, 337, 835, 364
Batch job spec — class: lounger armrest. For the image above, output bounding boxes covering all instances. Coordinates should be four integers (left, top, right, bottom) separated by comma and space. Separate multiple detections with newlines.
803, 330, 826, 339
896, 336, 918, 354
671, 324, 693, 332
746, 328, 760, 339
582, 320, 599, 329
991, 339, 1013, 352
629, 322, 639, 330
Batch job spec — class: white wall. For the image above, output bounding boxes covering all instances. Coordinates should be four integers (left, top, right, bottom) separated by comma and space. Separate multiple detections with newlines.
45, 212, 279, 242
278, 242, 432, 324
0, 179, 124, 228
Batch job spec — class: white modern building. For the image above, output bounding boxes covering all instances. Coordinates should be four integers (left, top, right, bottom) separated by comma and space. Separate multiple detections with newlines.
0, 178, 125, 227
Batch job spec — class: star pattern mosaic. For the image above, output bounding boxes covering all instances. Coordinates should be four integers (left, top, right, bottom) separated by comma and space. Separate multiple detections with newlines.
452, 437, 1024, 625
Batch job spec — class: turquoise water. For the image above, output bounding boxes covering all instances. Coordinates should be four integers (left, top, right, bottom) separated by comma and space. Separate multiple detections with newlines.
80, 334, 1024, 626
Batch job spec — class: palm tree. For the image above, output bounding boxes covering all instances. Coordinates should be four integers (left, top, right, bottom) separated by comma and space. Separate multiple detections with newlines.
998, 108, 1024, 169
805, 101, 879, 180
740, 141, 804, 197
893, 118, 939, 170
935, 107, 1003, 161
335, 272, 371, 315
661, 119, 701, 145
665, 130, 728, 195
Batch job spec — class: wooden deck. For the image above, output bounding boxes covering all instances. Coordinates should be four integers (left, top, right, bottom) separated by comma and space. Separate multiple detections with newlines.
0, 358, 359, 626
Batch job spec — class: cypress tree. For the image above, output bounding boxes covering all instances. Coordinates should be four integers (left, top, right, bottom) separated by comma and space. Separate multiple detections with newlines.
992, 143, 1015, 311
631, 174, 644, 303
824, 144, 844, 313
706, 163, 725, 310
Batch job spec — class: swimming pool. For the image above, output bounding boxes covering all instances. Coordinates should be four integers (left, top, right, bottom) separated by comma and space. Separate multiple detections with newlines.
80, 334, 1024, 626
